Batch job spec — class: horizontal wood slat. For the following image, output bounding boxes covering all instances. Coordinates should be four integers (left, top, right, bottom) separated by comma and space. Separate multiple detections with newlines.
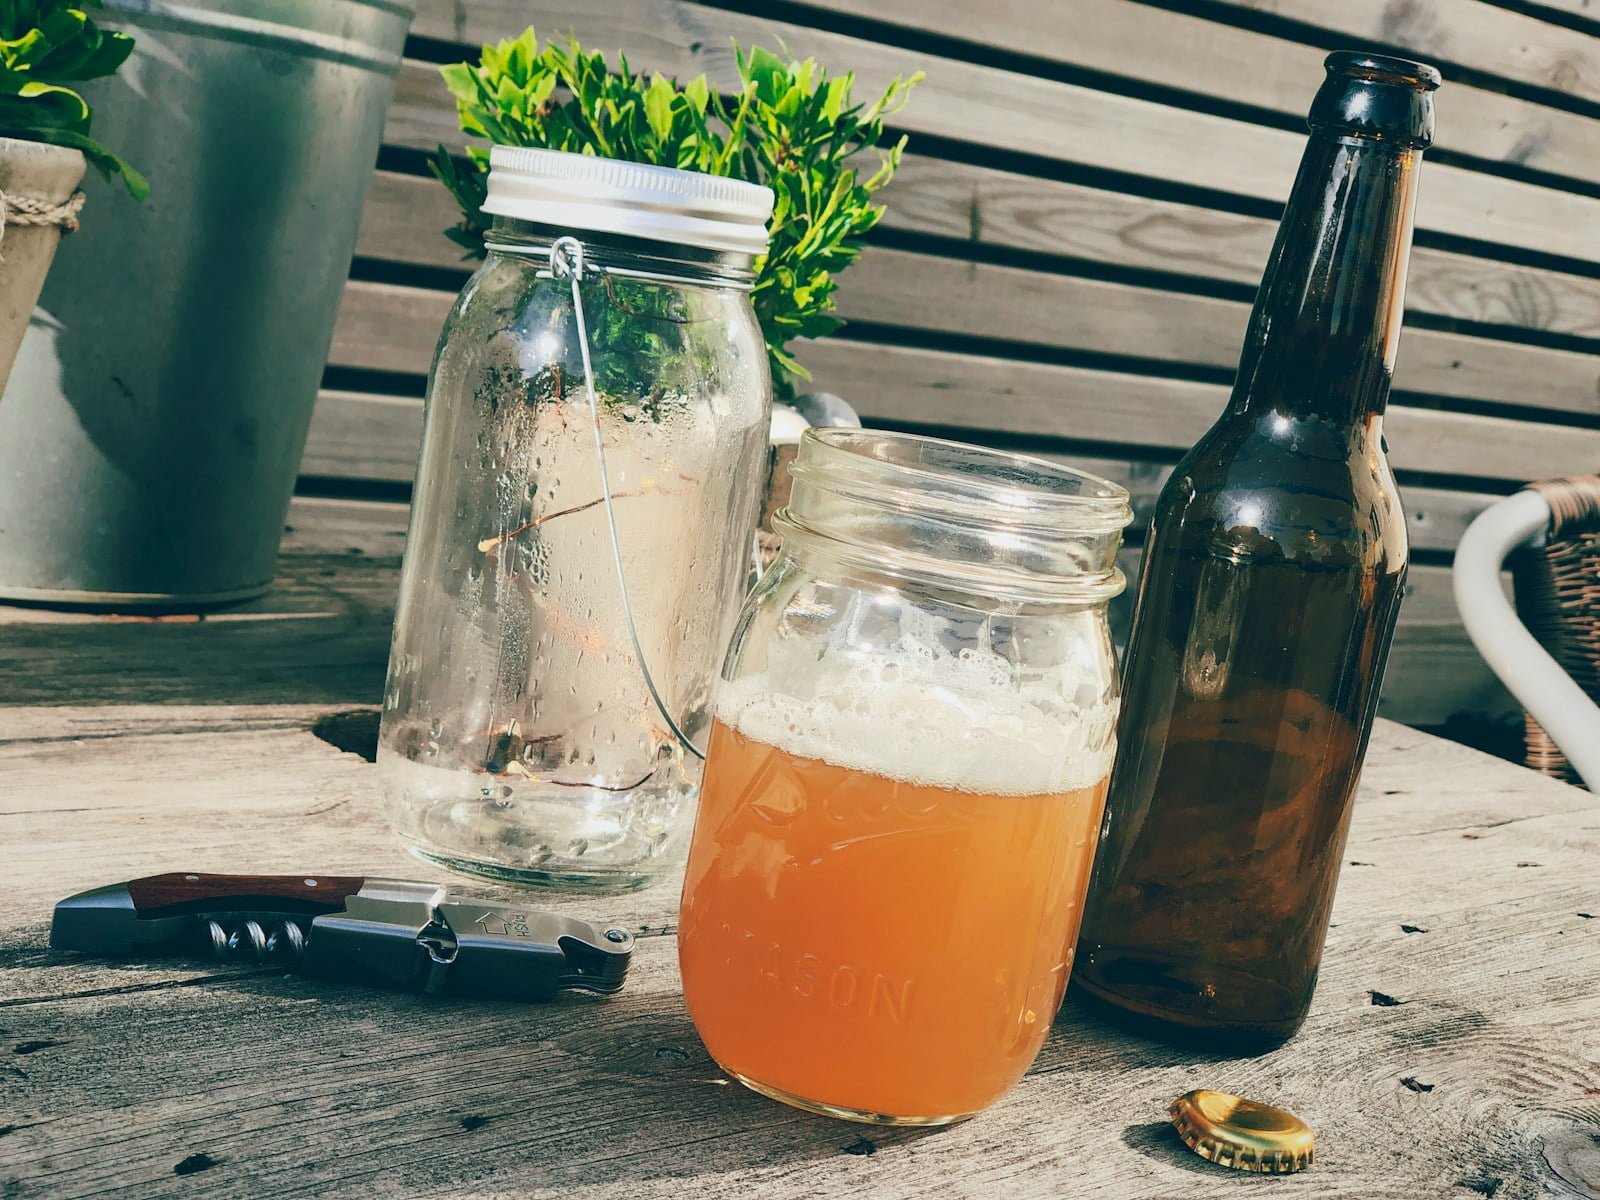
282, 495, 411, 558
1199, 0, 1600, 108
793, 0, 1600, 189
282, 474, 1465, 627
1510, 0, 1600, 26
302, 391, 425, 483
799, 337, 1600, 481
1044, 458, 1499, 552
389, 0, 1600, 263
358, 171, 466, 270
331, 281, 446, 375
837, 247, 1600, 415
324, 282, 1600, 484
330, 255, 1600, 422
1377, 624, 1516, 722
300, 388, 1499, 554
289, 428, 1509, 724
358, 167, 1600, 342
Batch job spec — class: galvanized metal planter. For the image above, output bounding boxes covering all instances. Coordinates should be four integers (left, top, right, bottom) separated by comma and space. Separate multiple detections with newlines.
0, 0, 414, 607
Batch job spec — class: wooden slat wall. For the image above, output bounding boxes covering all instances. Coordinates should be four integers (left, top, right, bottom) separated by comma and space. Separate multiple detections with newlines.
305, 0, 1600, 736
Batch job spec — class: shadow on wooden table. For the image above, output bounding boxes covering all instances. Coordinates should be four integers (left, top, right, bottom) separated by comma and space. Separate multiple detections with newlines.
0, 552, 396, 708
1117, 1122, 1221, 1175
1039, 995, 1254, 1176
1, 941, 963, 1196
1, 940, 1298, 1197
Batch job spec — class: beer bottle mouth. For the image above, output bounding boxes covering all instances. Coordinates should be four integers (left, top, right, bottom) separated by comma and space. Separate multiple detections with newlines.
1310, 50, 1440, 149
1324, 51, 1442, 91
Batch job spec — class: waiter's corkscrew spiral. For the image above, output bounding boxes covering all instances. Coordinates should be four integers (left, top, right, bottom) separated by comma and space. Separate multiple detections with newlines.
205, 918, 308, 964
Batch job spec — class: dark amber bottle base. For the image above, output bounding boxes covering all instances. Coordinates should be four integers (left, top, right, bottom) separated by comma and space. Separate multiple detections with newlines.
1069, 952, 1309, 1053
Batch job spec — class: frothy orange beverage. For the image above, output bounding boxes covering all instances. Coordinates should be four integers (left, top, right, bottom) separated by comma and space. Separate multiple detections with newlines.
679, 685, 1111, 1124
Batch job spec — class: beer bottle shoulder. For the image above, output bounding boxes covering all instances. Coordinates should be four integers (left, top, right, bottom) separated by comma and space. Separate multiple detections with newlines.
1151, 411, 1407, 573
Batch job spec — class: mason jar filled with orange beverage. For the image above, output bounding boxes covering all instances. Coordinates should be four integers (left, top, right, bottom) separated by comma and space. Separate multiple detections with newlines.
678, 429, 1133, 1124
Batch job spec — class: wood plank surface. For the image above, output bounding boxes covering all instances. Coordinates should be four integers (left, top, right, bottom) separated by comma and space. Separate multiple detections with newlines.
301, 390, 427, 484
359, 165, 1600, 342
799, 337, 1600, 484
387, 3, 1600, 264
0, 491, 1512, 728
316, 288, 1600, 487
1511, 0, 1600, 26
0, 549, 1594, 1196
794, 0, 1600, 188
289, 402, 1518, 725
300, 387, 1501, 557
0, 561, 393, 709
835, 248, 1600, 416
1201, 0, 1600, 106
878, 161, 1600, 340
328, 262, 1600, 419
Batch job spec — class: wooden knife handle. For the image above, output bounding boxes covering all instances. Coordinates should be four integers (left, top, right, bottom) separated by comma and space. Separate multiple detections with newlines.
124, 872, 366, 916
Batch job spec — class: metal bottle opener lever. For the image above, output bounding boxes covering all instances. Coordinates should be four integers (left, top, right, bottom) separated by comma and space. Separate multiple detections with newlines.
50, 872, 634, 1001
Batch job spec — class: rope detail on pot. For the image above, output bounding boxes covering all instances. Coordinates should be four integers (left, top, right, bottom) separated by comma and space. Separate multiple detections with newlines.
0, 189, 86, 253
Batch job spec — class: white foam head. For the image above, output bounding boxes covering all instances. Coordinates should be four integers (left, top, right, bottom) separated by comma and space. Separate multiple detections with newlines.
716, 623, 1116, 796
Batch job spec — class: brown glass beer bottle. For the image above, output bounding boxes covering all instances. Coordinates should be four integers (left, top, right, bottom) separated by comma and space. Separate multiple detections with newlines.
1073, 52, 1439, 1047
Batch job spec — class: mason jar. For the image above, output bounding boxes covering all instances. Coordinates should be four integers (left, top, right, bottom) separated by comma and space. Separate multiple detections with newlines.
678, 429, 1134, 1124
378, 148, 774, 889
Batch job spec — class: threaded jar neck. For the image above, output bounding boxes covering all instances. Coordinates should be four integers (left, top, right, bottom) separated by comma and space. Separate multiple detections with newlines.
485, 219, 759, 289
774, 429, 1133, 603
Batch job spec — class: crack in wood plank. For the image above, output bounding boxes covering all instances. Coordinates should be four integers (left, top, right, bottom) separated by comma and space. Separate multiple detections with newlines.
0, 967, 283, 1010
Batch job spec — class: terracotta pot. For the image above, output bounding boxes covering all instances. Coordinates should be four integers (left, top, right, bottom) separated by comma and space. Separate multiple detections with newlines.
0, 138, 86, 392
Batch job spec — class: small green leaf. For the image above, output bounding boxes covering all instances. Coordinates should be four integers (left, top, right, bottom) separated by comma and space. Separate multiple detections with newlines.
42, 29, 132, 82
37, 9, 88, 51
820, 76, 848, 123
643, 74, 674, 140
11, 78, 90, 125
429, 26, 920, 392
742, 45, 789, 103
439, 62, 479, 103
682, 75, 710, 114
3, 29, 50, 67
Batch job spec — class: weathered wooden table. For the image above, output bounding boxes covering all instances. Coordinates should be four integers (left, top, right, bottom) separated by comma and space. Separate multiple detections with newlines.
3, 501, 1599, 1199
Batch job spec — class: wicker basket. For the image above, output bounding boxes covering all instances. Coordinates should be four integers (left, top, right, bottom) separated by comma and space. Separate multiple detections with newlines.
1508, 475, 1600, 784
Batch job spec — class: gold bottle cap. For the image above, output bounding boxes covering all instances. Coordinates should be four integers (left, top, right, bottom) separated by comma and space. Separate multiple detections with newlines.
1168, 1089, 1315, 1174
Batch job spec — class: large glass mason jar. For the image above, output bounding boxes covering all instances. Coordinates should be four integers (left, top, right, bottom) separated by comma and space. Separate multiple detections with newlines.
378, 148, 774, 889
679, 430, 1134, 1124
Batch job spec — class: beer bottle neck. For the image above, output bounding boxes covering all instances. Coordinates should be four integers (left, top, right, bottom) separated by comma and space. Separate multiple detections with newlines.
1228, 133, 1423, 428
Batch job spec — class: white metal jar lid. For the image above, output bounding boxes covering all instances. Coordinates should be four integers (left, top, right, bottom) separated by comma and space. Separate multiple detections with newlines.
481, 146, 775, 256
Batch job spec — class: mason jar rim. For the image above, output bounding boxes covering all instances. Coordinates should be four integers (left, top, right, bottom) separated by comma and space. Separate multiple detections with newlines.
775, 428, 1134, 602
801, 428, 1132, 525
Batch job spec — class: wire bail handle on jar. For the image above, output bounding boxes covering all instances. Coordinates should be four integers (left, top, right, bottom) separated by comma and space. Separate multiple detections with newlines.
545, 235, 706, 762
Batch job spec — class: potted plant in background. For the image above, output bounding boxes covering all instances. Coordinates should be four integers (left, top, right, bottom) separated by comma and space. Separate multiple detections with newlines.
431, 31, 920, 553
0, 0, 143, 392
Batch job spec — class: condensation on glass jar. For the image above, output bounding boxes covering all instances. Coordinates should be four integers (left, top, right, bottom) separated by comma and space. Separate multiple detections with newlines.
378, 148, 774, 889
678, 429, 1134, 1124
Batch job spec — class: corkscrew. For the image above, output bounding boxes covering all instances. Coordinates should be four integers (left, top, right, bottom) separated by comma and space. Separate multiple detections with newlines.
50, 872, 633, 1002
204, 913, 309, 964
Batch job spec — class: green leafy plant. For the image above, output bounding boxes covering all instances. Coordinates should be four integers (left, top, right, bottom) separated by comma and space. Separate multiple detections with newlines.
0, 0, 146, 197
432, 29, 919, 400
